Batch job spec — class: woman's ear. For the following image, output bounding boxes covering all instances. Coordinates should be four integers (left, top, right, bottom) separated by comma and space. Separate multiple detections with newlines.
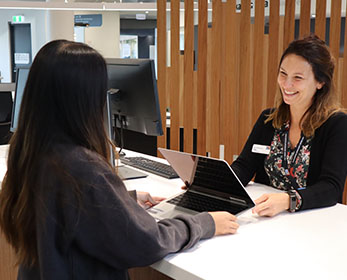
317, 82, 324, 90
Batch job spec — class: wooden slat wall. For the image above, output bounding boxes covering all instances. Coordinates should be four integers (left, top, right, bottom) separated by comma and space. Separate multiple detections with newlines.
197, 0, 208, 156
329, 0, 342, 99
299, 0, 311, 37
156, 0, 166, 154
238, 0, 252, 153
252, 0, 265, 125
222, 0, 239, 163
315, 0, 327, 40
183, 0, 194, 153
169, 0, 180, 151
207, 0, 222, 158
266, 0, 280, 109
158, 0, 347, 203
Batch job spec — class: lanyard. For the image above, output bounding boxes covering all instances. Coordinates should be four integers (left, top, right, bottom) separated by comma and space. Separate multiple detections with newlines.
282, 130, 305, 190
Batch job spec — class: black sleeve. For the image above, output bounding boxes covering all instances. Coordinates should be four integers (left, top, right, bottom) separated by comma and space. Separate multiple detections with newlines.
298, 113, 347, 210
63, 155, 215, 270
231, 109, 274, 186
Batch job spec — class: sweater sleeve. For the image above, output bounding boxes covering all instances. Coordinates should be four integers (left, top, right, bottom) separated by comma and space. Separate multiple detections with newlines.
231, 109, 274, 186
298, 113, 347, 210
61, 151, 215, 270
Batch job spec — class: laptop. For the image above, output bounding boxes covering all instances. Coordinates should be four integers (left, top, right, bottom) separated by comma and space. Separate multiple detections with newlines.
147, 148, 255, 220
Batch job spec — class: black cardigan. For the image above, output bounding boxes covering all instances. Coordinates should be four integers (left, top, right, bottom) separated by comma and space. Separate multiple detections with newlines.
231, 109, 347, 211
18, 144, 214, 280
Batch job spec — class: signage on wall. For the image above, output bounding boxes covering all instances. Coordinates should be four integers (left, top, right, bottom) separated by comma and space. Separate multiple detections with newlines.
12, 15, 25, 23
14, 53, 30, 65
74, 14, 102, 27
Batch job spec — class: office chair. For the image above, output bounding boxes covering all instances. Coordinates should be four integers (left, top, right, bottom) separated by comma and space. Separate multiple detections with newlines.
0, 91, 13, 144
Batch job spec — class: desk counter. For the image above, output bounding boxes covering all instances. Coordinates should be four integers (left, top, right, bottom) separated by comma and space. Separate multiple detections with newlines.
1, 146, 347, 280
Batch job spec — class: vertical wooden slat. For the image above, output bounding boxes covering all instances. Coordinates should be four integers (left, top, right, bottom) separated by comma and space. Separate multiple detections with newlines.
197, 0, 208, 156
283, 0, 296, 48
238, 0, 252, 153
252, 0, 265, 124
183, 0, 194, 153
342, 1, 347, 109
315, 0, 326, 40
329, 0, 342, 100
266, 0, 280, 108
299, 0, 311, 37
207, 0, 222, 158
169, 0, 180, 151
0, 234, 18, 280
156, 0, 167, 154
221, 0, 239, 163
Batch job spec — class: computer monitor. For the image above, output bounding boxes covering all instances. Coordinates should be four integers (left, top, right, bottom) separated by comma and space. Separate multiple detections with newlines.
10, 68, 30, 132
105, 58, 163, 138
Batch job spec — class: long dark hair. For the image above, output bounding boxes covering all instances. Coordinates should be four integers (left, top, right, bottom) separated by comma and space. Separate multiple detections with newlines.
267, 34, 344, 136
0, 40, 113, 266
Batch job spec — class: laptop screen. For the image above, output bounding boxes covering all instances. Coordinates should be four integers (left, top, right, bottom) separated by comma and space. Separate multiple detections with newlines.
159, 148, 254, 206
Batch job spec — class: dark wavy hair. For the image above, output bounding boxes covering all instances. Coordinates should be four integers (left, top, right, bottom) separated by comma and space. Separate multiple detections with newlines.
0, 40, 114, 266
267, 34, 345, 136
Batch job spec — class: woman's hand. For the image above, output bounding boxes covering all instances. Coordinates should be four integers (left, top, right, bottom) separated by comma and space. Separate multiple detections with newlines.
208, 212, 239, 235
252, 193, 290, 217
137, 191, 166, 209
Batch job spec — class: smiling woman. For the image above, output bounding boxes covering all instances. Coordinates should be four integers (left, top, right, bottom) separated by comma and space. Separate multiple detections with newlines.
231, 34, 347, 217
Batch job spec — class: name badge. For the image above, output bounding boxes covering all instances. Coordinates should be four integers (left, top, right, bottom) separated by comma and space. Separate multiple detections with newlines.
252, 144, 270, 155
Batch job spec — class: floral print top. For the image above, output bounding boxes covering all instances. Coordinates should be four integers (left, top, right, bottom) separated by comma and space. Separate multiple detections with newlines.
264, 122, 312, 191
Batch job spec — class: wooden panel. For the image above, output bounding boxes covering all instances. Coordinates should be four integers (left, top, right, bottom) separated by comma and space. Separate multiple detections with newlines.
129, 267, 173, 280
342, 2, 347, 109
329, 0, 342, 100
0, 233, 18, 280
266, 0, 280, 108
156, 0, 167, 154
197, 0, 208, 156
205, 28, 213, 156
183, 0, 194, 153
221, 0, 239, 163
169, 0, 180, 151
252, 0, 265, 125
238, 0, 252, 153
179, 54, 184, 128
283, 0, 295, 48
315, 0, 326, 40
207, 0, 222, 157
299, 0, 311, 37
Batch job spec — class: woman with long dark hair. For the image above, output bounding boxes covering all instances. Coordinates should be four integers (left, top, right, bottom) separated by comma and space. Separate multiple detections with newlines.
232, 34, 347, 216
0, 40, 239, 279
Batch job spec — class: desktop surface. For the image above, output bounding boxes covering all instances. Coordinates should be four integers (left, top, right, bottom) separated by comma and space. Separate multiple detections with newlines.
1, 146, 346, 280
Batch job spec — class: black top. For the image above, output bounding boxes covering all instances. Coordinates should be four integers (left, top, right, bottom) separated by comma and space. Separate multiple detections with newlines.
18, 143, 215, 280
231, 108, 347, 210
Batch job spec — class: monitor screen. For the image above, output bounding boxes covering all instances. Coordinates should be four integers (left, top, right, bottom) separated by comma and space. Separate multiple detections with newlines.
105, 58, 163, 137
10, 68, 30, 132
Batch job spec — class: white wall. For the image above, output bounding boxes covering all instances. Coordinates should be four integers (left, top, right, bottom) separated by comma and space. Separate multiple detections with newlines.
0, 9, 47, 83
76, 11, 120, 58
0, 9, 120, 82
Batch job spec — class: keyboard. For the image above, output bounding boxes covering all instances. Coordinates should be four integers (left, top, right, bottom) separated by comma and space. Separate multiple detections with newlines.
120, 157, 179, 179
167, 191, 243, 214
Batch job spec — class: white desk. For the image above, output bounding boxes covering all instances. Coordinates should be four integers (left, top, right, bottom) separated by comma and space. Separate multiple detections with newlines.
1, 145, 347, 280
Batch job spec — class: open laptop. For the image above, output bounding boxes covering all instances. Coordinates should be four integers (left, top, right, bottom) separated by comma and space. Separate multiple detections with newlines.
147, 148, 255, 219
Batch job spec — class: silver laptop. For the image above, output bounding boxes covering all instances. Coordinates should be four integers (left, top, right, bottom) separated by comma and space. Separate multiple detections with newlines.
147, 148, 255, 220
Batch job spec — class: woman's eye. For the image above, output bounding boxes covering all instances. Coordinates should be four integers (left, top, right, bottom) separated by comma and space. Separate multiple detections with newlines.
295, 76, 303, 80
279, 71, 287, 76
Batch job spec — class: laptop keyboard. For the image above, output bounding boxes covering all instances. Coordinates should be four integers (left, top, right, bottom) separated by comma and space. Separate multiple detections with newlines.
167, 191, 243, 214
